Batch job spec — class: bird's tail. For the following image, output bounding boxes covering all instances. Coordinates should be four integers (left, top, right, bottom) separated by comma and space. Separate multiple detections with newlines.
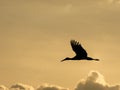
94, 59, 99, 61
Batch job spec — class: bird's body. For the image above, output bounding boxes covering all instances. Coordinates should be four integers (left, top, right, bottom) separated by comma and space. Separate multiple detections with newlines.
61, 40, 99, 62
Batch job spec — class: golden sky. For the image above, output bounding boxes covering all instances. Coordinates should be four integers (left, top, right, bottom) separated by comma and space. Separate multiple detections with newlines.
0, 0, 120, 90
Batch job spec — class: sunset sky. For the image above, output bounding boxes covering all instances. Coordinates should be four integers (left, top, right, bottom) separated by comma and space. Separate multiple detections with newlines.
0, 0, 120, 90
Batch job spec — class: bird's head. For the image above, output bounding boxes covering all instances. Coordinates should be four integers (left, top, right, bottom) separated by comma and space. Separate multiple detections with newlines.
64, 57, 71, 60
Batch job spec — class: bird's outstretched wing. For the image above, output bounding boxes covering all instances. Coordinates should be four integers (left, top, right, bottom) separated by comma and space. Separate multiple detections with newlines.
70, 40, 87, 57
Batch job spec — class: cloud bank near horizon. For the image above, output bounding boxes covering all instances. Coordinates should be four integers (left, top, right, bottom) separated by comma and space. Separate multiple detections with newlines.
75, 71, 119, 90
1, 71, 119, 90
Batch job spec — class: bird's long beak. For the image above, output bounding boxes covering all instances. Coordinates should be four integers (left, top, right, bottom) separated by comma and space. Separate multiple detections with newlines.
61, 59, 66, 62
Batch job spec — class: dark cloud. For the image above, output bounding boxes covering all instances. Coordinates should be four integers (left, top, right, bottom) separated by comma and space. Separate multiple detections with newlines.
75, 71, 119, 90
36, 84, 69, 90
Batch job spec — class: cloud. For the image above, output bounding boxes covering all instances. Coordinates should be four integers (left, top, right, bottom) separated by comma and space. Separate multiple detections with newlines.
36, 84, 69, 90
0, 71, 119, 90
75, 71, 119, 90
10, 83, 34, 90
0, 85, 8, 90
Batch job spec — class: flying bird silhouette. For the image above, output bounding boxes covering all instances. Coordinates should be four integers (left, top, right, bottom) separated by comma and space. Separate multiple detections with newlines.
61, 40, 99, 62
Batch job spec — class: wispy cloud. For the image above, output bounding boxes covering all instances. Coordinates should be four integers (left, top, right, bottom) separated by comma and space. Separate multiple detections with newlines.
63, 4, 73, 14
97, 0, 120, 6
107, 0, 120, 4
75, 71, 119, 90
